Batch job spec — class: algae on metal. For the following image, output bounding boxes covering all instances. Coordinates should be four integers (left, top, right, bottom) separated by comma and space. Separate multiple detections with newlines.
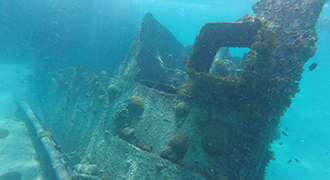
181, 0, 325, 179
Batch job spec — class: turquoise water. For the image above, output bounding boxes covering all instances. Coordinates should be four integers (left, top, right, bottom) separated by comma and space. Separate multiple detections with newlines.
266, 31, 330, 180
137, 0, 256, 46
0, 0, 329, 179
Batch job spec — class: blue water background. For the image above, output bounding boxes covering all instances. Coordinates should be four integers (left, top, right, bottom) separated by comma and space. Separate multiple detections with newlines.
0, 0, 329, 179
266, 30, 330, 179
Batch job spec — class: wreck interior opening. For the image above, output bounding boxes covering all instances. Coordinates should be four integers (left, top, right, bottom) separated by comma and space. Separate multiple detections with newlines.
209, 47, 250, 78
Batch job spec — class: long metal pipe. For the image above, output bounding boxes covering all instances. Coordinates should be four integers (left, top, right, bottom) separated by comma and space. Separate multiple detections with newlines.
19, 101, 71, 180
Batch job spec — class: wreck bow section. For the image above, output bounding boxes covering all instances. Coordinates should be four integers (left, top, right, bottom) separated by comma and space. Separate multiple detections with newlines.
31, 0, 326, 180
116, 12, 189, 93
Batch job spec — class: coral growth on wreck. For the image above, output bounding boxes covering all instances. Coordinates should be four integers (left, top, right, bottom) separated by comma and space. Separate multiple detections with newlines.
175, 102, 190, 117
127, 96, 145, 114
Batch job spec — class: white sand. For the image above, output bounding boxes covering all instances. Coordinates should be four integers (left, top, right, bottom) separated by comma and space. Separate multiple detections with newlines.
0, 63, 43, 179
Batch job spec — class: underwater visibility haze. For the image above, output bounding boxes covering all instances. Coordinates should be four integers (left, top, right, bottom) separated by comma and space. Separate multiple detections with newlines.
0, 0, 330, 180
